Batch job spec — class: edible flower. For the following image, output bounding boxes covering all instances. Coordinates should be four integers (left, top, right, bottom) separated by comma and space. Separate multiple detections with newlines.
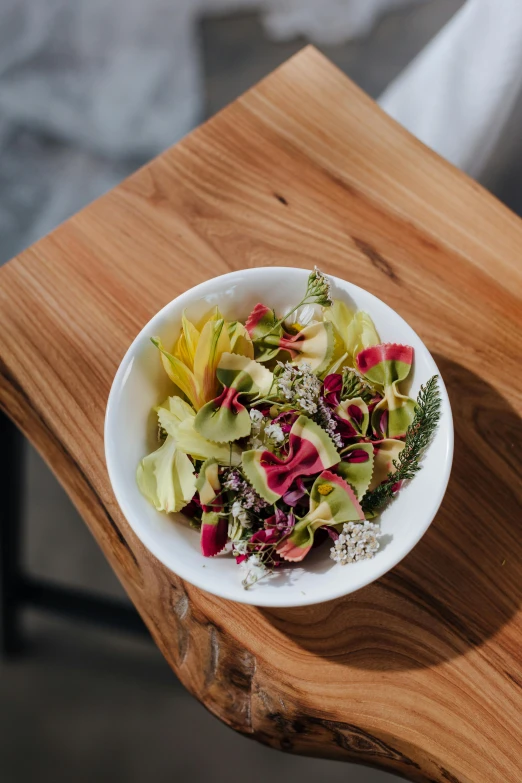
136, 397, 198, 513
330, 520, 381, 564
152, 308, 254, 410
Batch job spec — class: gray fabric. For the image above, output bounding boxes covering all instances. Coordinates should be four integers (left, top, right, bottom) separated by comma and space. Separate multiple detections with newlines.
0, 0, 444, 266
0, 0, 201, 157
0, 0, 201, 261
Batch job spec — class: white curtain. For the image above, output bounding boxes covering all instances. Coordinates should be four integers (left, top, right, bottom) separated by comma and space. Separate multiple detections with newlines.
380, 0, 522, 178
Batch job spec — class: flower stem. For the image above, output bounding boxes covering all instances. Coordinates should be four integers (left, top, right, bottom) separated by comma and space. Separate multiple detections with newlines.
256, 296, 308, 341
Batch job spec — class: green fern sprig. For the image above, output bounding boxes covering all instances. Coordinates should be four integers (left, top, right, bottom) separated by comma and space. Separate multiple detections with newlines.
362, 375, 442, 515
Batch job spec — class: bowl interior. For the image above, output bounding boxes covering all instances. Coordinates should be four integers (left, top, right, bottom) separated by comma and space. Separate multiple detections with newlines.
105, 267, 453, 607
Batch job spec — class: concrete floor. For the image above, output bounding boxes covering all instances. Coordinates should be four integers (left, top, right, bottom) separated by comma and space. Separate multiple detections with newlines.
1, 612, 396, 783
4, 2, 519, 782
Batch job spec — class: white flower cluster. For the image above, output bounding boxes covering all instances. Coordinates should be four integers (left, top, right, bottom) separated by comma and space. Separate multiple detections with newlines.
247, 408, 264, 449
231, 500, 252, 529
232, 544, 271, 589
264, 421, 285, 445
249, 408, 264, 428
247, 408, 286, 450
330, 520, 381, 565
241, 553, 268, 588
276, 361, 321, 415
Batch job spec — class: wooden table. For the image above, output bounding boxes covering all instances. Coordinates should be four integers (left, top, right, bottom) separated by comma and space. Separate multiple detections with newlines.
1, 47, 521, 783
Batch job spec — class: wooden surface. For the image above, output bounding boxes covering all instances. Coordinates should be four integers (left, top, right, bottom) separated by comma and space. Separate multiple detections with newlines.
1, 47, 521, 782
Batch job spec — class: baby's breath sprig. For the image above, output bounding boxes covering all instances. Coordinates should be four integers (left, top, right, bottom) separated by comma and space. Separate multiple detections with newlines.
233, 540, 278, 589
362, 375, 442, 515
264, 421, 286, 449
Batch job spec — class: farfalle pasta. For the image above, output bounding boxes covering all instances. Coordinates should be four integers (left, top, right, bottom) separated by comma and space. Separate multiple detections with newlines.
137, 268, 440, 588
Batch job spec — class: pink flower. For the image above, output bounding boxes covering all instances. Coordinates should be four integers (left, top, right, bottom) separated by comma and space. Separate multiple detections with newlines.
283, 477, 307, 506
322, 373, 342, 407
271, 410, 299, 434
250, 528, 280, 546
263, 508, 296, 536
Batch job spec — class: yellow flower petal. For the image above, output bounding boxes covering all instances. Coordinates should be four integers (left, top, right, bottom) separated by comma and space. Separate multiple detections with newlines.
325, 303, 380, 367
346, 312, 380, 364
136, 436, 196, 513
324, 300, 354, 339
157, 396, 195, 438
174, 332, 191, 369
180, 311, 200, 369
193, 318, 231, 407
197, 306, 224, 329
151, 337, 199, 409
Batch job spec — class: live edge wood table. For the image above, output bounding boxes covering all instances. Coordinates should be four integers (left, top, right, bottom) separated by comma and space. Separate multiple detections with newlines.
0, 47, 521, 783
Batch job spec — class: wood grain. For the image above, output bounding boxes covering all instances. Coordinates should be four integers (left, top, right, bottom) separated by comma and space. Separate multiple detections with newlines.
1, 47, 521, 782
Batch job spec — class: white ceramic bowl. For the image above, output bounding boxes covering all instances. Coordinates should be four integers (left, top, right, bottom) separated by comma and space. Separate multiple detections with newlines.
105, 267, 453, 607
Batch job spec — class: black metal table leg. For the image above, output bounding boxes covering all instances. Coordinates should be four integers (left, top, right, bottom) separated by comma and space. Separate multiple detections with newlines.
18, 577, 149, 636
0, 410, 24, 656
0, 409, 149, 651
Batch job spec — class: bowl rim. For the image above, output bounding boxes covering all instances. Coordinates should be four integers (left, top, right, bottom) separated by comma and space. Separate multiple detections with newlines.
104, 267, 454, 607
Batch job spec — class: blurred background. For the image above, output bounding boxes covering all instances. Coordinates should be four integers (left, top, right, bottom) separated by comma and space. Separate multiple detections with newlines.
1, 1, 522, 781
